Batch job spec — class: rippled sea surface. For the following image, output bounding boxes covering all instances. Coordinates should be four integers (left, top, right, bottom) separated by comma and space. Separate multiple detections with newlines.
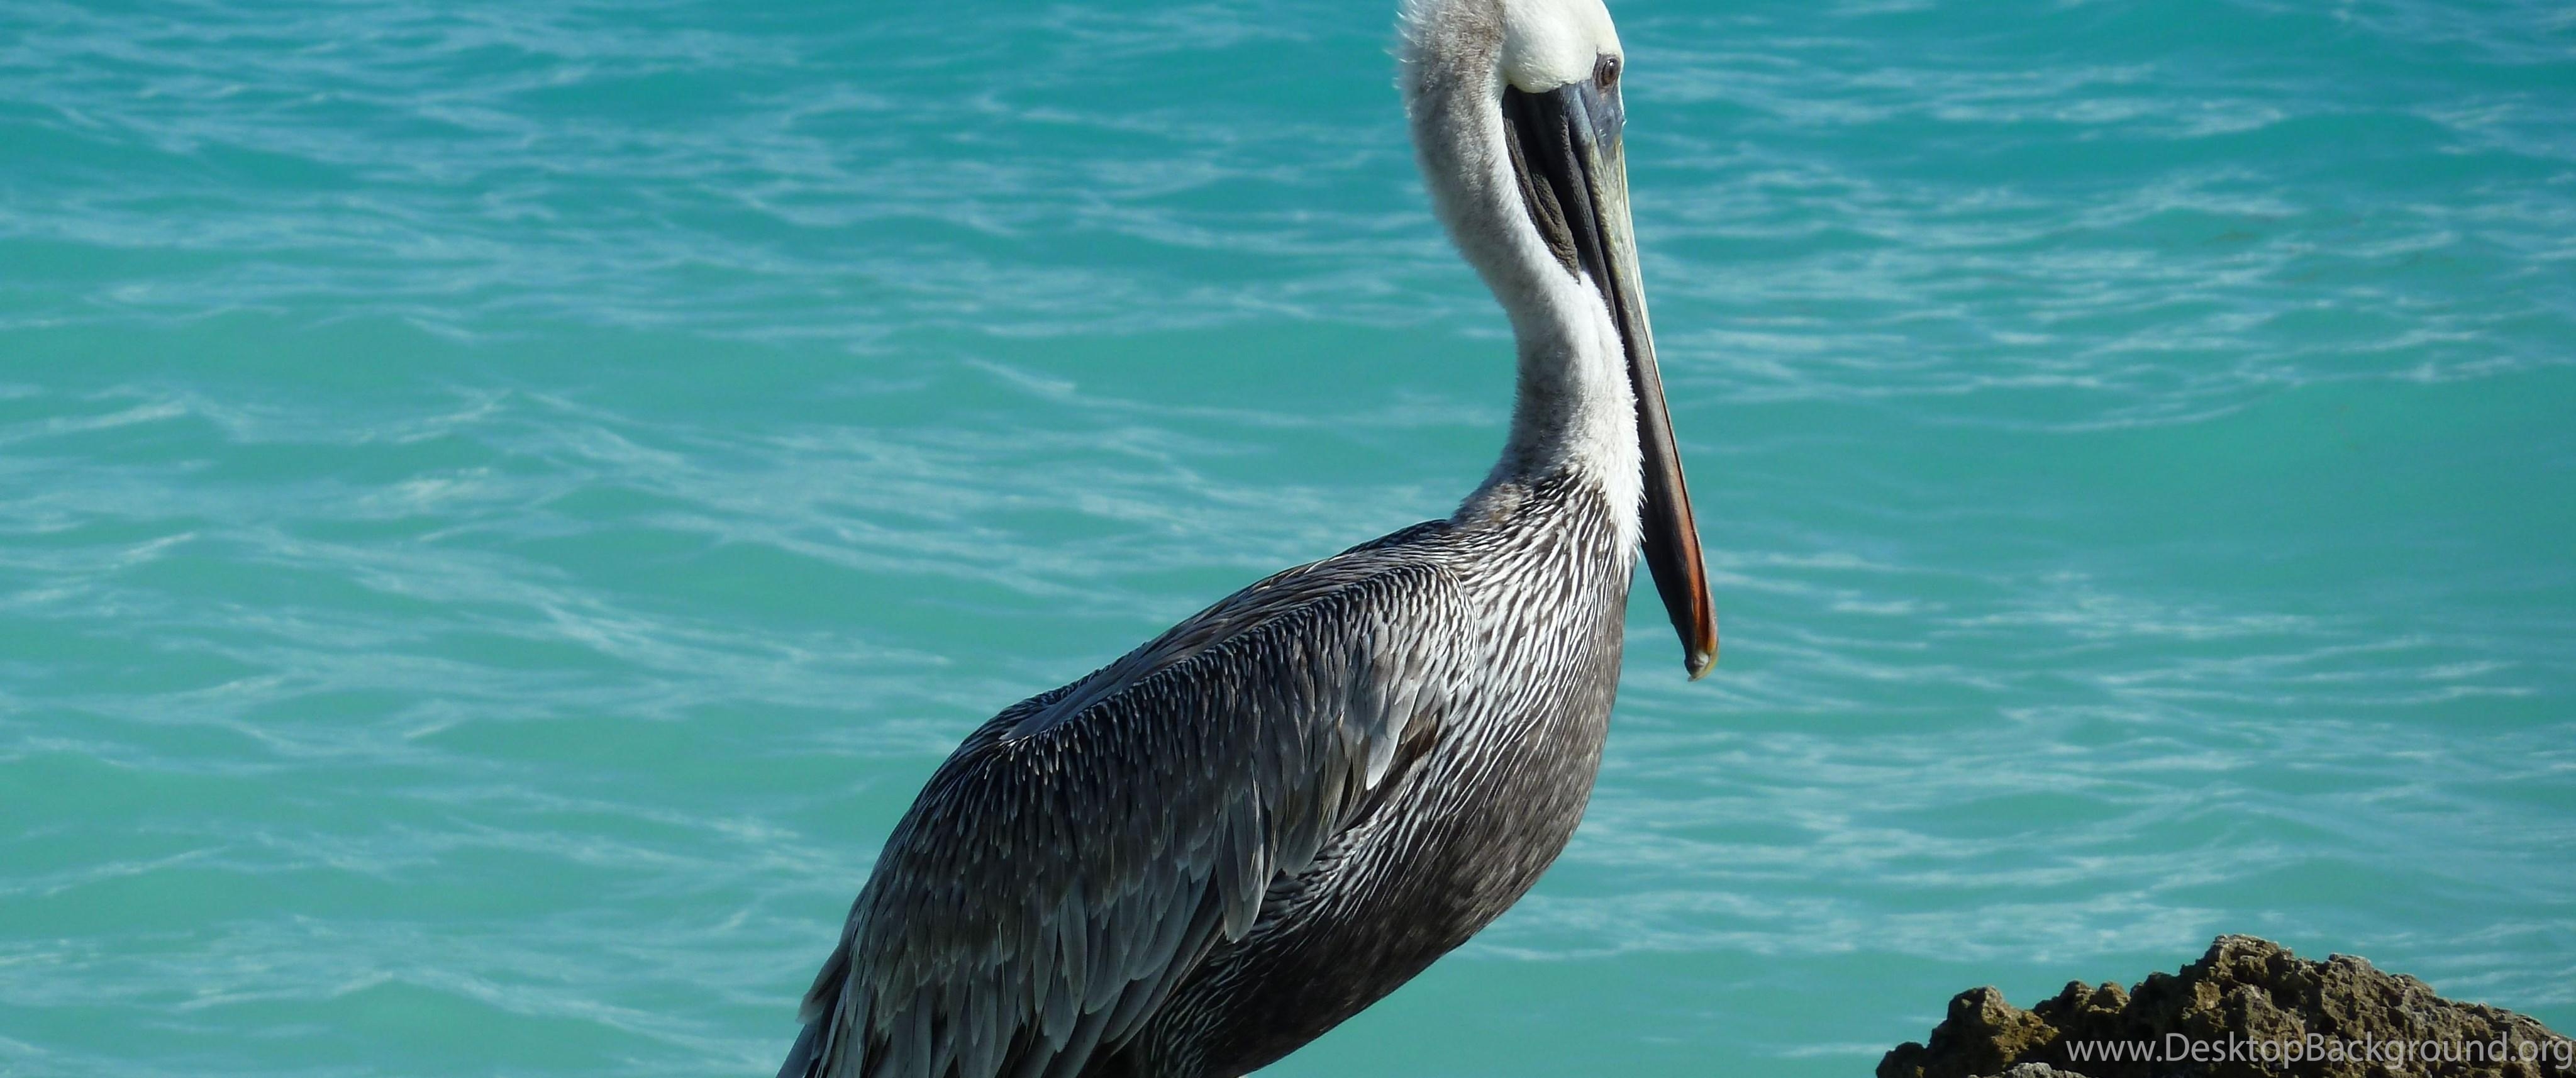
4, 0, 2572, 1074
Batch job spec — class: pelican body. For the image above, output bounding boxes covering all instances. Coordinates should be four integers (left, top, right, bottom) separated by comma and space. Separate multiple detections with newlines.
782, 1, 1717, 1075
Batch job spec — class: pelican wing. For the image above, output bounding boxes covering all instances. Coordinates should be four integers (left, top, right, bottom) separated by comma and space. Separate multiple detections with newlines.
784, 525, 1463, 1078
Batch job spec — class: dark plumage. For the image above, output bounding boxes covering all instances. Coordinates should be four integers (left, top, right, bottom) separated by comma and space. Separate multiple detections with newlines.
782, 472, 1629, 1078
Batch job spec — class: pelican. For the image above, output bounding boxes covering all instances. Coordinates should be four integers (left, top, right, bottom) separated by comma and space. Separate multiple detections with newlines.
780, 0, 1716, 1074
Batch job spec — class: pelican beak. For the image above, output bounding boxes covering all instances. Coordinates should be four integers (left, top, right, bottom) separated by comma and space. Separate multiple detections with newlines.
1504, 76, 1719, 679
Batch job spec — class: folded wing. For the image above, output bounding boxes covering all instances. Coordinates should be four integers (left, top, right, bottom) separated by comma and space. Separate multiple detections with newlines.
783, 531, 1463, 1078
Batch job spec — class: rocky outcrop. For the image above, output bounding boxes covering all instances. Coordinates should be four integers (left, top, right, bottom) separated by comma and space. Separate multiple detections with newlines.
1880, 935, 2573, 1078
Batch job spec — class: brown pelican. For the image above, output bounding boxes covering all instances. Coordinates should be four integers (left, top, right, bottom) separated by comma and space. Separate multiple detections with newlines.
780, 0, 1716, 1074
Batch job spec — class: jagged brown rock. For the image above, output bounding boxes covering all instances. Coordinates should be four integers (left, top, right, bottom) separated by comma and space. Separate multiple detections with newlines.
1880, 935, 2574, 1078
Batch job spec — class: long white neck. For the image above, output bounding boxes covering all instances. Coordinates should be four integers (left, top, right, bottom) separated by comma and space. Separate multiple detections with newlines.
1401, 5, 1641, 545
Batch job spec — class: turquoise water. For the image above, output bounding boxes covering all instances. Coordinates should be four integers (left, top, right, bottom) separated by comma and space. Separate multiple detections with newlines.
4, 0, 2572, 1073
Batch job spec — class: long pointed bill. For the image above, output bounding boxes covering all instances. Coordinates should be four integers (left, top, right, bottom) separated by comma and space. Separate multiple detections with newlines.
1505, 77, 1719, 679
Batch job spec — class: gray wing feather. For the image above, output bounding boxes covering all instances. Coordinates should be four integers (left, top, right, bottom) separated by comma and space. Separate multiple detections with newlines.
783, 529, 1463, 1078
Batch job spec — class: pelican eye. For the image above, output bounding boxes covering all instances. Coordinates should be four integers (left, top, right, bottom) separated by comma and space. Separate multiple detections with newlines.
1595, 55, 1621, 91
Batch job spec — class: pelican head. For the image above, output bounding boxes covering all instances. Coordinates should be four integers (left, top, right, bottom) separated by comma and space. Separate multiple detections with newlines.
1401, 0, 1719, 679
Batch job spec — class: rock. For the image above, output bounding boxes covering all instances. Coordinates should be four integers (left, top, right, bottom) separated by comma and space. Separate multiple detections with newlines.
1879, 935, 2574, 1078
